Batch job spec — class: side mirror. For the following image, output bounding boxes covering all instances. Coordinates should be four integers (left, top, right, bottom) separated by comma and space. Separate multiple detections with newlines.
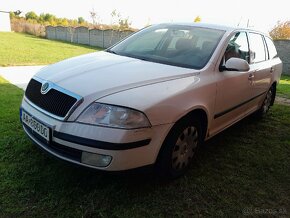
222, 57, 250, 72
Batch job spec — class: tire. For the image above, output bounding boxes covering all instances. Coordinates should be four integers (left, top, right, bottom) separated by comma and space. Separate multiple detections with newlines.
156, 117, 202, 179
256, 85, 275, 117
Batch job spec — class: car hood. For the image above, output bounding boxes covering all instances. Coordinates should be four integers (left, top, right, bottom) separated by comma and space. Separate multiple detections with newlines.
35, 51, 198, 100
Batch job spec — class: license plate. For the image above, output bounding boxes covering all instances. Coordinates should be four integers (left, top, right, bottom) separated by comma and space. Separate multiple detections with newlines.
21, 110, 50, 142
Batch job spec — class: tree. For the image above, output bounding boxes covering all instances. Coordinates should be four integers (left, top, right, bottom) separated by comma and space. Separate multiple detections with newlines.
119, 18, 131, 30
69, 19, 79, 27
14, 10, 22, 16
110, 9, 120, 29
78, 17, 85, 24
110, 9, 131, 30
269, 21, 290, 40
25, 11, 38, 20
194, 16, 201, 23
89, 8, 100, 27
56, 18, 69, 26
10, 12, 16, 19
39, 13, 56, 24
10, 11, 21, 19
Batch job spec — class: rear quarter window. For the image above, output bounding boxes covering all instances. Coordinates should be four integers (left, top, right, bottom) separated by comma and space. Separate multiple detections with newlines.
265, 37, 278, 59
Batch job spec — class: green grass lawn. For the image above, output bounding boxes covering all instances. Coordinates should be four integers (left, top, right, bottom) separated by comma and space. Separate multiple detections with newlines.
277, 75, 290, 99
0, 32, 99, 66
0, 76, 289, 217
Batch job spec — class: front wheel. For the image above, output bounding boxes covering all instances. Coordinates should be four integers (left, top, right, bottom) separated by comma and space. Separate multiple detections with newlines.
156, 117, 202, 179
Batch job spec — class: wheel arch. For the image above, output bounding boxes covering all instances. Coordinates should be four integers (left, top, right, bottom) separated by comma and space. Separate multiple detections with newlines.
186, 108, 208, 141
155, 107, 209, 164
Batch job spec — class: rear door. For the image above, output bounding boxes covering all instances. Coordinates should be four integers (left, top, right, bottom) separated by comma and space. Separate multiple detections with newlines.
247, 32, 272, 97
264, 36, 283, 83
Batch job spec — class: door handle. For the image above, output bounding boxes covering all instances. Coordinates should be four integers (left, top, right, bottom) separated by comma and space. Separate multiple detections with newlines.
270, 67, 274, 73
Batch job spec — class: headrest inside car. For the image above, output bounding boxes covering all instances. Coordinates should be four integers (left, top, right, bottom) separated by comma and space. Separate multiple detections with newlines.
175, 38, 193, 51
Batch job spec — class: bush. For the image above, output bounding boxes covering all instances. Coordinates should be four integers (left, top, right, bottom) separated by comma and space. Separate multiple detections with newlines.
269, 21, 290, 40
11, 18, 46, 37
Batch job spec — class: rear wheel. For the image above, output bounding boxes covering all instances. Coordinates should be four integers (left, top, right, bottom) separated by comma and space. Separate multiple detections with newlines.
256, 86, 275, 117
156, 117, 202, 179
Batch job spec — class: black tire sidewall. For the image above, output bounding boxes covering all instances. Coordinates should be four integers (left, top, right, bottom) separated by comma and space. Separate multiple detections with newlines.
257, 86, 274, 117
156, 117, 202, 179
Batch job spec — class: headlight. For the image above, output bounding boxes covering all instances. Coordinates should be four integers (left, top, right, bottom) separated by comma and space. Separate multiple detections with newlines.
77, 103, 151, 129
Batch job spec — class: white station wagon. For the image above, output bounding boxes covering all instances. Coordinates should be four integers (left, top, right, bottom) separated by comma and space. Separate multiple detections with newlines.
21, 23, 282, 178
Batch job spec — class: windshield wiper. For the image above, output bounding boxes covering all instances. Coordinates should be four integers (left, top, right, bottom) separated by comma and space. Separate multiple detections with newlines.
106, 49, 118, 54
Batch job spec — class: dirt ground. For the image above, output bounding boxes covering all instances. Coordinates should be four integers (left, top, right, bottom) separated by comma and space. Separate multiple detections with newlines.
276, 96, 290, 106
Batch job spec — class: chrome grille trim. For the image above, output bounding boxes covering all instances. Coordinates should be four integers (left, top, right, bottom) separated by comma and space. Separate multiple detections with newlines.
25, 76, 83, 121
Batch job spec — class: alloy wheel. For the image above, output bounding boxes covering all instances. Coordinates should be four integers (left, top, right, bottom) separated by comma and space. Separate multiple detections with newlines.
262, 89, 273, 114
171, 126, 198, 171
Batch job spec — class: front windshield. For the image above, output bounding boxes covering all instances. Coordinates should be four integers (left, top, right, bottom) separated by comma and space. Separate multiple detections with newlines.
108, 24, 225, 69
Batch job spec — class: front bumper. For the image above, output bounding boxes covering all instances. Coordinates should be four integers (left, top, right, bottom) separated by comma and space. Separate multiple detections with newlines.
21, 99, 173, 171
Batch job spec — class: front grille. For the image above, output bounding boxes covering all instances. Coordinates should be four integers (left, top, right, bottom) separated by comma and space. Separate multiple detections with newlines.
25, 79, 77, 118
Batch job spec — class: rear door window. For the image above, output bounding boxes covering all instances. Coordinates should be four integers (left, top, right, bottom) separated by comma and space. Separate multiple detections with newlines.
248, 33, 267, 63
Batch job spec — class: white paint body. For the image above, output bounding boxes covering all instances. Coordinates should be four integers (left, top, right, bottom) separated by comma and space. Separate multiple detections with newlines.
21, 23, 282, 171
